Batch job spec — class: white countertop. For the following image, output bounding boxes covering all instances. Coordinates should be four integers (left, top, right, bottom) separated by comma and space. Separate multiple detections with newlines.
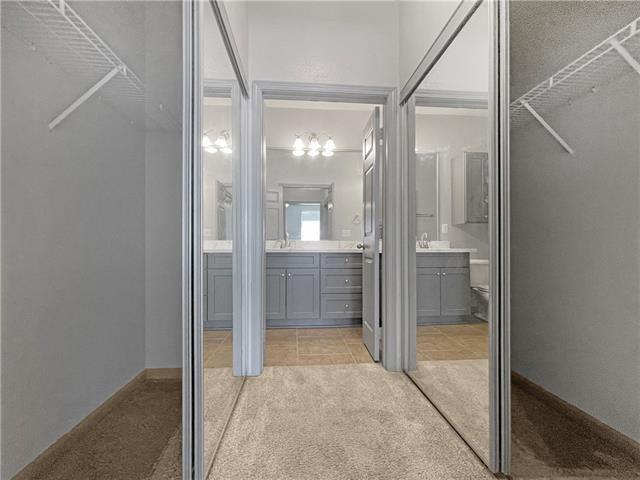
203, 240, 476, 255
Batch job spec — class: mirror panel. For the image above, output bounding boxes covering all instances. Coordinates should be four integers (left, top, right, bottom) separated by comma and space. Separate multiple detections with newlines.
405, 2, 492, 464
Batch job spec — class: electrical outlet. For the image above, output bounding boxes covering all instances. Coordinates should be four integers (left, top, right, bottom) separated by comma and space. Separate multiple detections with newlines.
441, 223, 448, 234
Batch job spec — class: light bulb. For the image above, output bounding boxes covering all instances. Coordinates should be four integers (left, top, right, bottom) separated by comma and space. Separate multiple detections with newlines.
214, 131, 229, 148
293, 149, 305, 157
205, 145, 218, 154
202, 134, 213, 148
322, 149, 334, 157
293, 136, 305, 150
324, 137, 336, 151
307, 149, 320, 158
308, 136, 320, 151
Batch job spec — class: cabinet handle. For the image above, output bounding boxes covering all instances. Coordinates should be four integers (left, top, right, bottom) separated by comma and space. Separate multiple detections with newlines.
345, 304, 350, 309
345, 258, 349, 263
344, 279, 350, 284
281, 273, 285, 278
287, 273, 292, 278
436, 272, 440, 276
442, 272, 447, 276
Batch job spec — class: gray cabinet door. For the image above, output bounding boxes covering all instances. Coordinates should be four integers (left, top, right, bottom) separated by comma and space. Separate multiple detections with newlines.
440, 267, 471, 316
206, 269, 233, 327
465, 152, 489, 223
416, 268, 441, 317
286, 268, 320, 320
266, 268, 286, 320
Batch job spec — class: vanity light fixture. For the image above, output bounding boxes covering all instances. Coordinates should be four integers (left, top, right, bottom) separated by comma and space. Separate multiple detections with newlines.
202, 129, 232, 155
202, 134, 218, 154
291, 133, 337, 157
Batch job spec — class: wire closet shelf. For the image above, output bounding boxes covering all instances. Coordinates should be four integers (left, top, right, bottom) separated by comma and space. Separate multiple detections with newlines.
2, 0, 175, 130
510, 16, 640, 129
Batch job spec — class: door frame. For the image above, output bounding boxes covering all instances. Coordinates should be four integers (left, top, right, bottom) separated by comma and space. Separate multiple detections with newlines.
249, 81, 401, 374
398, 0, 510, 475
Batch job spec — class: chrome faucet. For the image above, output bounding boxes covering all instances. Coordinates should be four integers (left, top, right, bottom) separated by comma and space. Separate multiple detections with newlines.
418, 232, 429, 249
282, 232, 291, 248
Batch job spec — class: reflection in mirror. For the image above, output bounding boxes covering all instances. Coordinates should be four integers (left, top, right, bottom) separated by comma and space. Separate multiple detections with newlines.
201, 3, 243, 474
405, 2, 492, 464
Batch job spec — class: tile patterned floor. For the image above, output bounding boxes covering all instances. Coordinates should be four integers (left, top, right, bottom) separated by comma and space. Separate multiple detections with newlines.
204, 330, 233, 368
266, 327, 374, 366
416, 323, 489, 361
203, 327, 375, 368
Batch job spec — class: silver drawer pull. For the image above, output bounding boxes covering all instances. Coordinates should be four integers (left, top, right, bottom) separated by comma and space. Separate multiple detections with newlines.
345, 304, 350, 309
344, 279, 350, 284
281, 273, 285, 278
344, 258, 349, 263
442, 272, 447, 276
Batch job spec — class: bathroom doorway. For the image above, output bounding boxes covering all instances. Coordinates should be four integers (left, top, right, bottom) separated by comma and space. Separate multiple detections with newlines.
257, 99, 381, 366
247, 84, 399, 373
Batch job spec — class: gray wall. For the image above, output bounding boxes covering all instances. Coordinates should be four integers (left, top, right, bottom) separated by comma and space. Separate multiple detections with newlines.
415, 112, 489, 259
144, 1, 183, 368
1, 22, 146, 480
1, 2, 183, 476
510, 1, 640, 443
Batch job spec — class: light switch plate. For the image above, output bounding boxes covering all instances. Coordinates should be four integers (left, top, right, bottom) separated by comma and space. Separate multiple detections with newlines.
441, 223, 448, 234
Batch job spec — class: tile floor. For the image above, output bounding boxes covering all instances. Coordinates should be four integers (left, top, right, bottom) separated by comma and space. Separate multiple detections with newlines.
266, 327, 374, 366
203, 327, 375, 368
204, 330, 233, 368
416, 323, 489, 361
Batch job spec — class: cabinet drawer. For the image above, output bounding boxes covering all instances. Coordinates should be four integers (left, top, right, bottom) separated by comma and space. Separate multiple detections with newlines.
320, 253, 362, 269
267, 253, 319, 268
321, 294, 362, 319
416, 253, 469, 268
321, 269, 362, 294
207, 253, 232, 269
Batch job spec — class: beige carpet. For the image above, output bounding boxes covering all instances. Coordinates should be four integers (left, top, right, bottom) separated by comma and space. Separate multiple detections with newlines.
204, 368, 245, 471
18, 379, 181, 480
208, 363, 493, 480
408, 359, 490, 462
149, 368, 244, 480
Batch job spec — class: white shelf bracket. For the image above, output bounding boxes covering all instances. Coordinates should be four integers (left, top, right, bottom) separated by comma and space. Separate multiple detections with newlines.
610, 38, 640, 76
49, 65, 123, 130
521, 101, 575, 155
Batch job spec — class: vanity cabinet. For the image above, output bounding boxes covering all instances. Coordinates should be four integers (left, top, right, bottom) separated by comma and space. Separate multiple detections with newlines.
206, 251, 363, 329
416, 253, 470, 324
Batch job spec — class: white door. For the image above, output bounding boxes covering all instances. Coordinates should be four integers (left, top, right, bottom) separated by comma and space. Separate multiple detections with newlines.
361, 107, 381, 361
